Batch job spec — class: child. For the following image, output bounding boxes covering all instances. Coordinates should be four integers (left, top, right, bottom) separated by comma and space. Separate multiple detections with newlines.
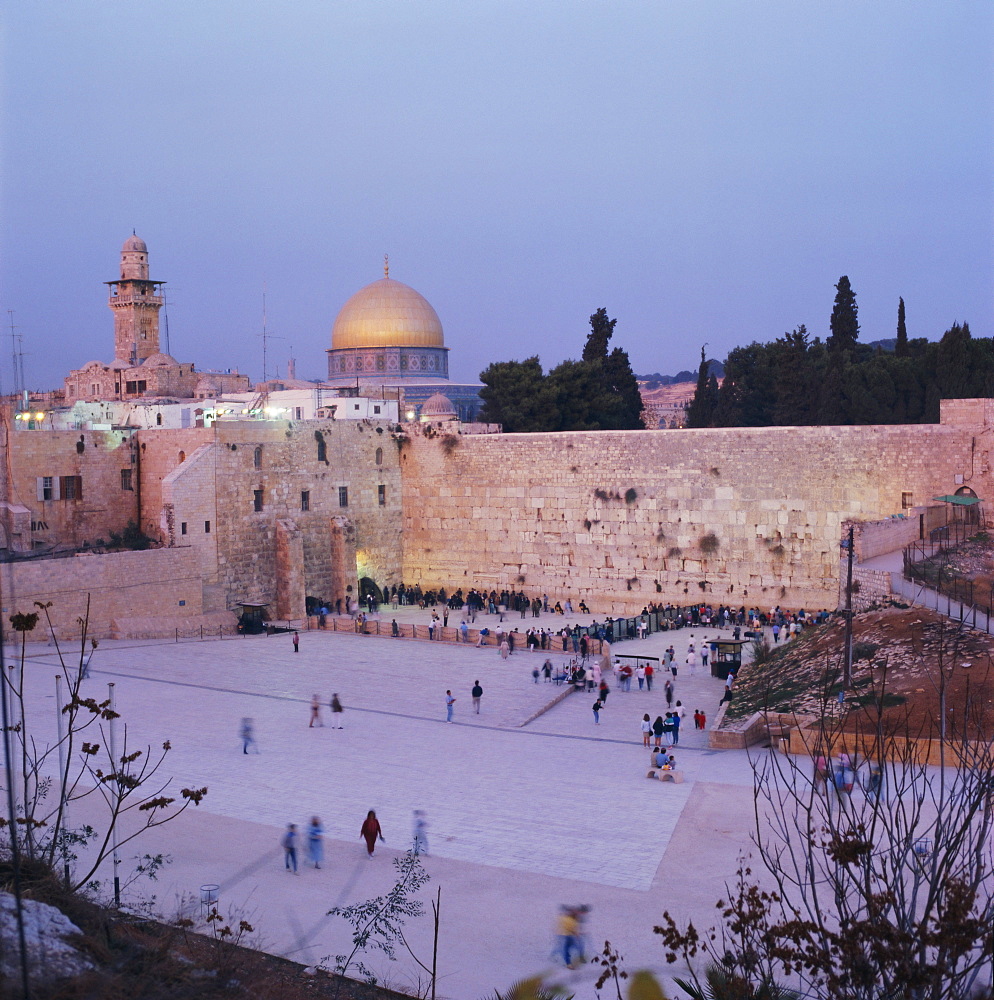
592, 699, 603, 724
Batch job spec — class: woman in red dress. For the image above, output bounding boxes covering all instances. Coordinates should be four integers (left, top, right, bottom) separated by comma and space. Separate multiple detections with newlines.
360, 810, 384, 857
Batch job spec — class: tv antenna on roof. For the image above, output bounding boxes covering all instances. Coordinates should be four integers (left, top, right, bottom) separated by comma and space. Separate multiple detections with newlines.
8, 311, 25, 398
259, 285, 283, 383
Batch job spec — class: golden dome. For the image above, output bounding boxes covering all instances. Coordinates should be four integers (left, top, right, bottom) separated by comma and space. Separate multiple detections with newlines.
332, 277, 444, 351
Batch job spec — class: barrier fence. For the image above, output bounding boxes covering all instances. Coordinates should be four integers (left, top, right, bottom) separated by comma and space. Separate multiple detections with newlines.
286, 606, 740, 649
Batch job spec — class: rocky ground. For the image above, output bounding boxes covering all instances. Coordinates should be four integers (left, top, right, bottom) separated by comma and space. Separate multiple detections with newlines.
907, 531, 994, 605
0, 862, 407, 1000
722, 606, 994, 740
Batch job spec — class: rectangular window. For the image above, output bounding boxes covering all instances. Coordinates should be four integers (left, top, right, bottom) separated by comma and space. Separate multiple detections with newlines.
373, 405, 381, 414
378, 484, 386, 506
59, 476, 82, 501
121, 469, 133, 491
301, 490, 310, 512
37, 476, 57, 501
901, 491, 913, 509
204, 521, 211, 533
338, 486, 348, 508
125, 381, 137, 394
353, 403, 360, 411
294, 407, 303, 420
253, 489, 264, 512
181, 522, 188, 535
137, 380, 147, 392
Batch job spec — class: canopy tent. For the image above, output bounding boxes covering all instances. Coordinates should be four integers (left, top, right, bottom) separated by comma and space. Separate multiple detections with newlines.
932, 494, 982, 506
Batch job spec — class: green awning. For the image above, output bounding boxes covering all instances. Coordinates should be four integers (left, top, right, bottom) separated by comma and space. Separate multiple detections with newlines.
932, 494, 982, 506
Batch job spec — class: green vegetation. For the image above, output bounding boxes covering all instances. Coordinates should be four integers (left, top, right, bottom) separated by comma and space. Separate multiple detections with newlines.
687, 275, 987, 427
479, 309, 644, 432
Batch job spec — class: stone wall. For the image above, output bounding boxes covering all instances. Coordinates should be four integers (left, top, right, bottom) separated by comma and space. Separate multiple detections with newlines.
0, 546, 203, 639
3, 421, 139, 550
138, 419, 404, 612
400, 420, 984, 613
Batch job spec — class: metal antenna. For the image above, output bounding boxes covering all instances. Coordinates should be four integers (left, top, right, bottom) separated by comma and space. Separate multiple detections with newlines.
162, 289, 172, 356
8, 311, 20, 398
258, 286, 283, 384
262, 288, 268, 382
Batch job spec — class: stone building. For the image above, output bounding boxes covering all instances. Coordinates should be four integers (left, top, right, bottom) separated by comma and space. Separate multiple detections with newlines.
326, 260, 484, 421
63, 236, 250, 403
137, 418, 403, 619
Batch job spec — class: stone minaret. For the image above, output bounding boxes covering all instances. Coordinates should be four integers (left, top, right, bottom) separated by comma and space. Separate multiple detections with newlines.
106, 234, 165, 364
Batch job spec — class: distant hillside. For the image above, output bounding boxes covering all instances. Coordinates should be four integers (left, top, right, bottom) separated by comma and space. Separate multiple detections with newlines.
638, 359, 724, 389
641, 340, 898, 390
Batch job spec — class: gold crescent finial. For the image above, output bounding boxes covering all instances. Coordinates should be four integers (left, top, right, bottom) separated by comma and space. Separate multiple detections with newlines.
384, 254, 389, 279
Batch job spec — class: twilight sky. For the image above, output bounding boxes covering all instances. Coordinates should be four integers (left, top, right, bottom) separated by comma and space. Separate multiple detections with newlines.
2, 2, 991, 390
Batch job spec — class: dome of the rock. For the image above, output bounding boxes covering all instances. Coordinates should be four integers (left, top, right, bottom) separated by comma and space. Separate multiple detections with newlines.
331, 277, 444, 351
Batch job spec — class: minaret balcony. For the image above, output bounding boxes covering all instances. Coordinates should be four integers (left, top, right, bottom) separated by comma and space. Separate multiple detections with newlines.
109, 294, 164, 307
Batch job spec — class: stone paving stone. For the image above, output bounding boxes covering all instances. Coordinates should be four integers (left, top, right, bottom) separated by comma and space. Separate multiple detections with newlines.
14, 623, 762, 998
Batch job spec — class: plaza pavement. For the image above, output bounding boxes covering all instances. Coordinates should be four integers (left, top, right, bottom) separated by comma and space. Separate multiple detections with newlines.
11, 608, 778, 998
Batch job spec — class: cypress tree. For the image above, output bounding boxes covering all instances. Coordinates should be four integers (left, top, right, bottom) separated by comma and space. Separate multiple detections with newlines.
827, 276, 859, 353
896, 297, 908, 357
686, 346, 715, 427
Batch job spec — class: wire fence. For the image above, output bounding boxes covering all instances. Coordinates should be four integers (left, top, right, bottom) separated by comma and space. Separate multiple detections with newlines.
889, 573, 994, 636
902, 528, 994, 626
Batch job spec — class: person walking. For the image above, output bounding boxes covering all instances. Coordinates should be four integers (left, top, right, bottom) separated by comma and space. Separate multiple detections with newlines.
240, 717, 258, 754
412, 810, 429, 855
499, 637, 509, 659
282, 823, 299, 873
641, 713, 652, 747
308, 816, 324, 869
664, 679, 674, 709
471, 680, 483, 714
360, 810, 384, 857
309, 694, 323, 727
592, 698, 603, 725
330, 693, 344, 727
686, 649, 696, 676
292, 631, 299, 653
445, 690, 456, 722
460, 620, 469, 643
645, 661, 654, 691
636, 663, 646, 690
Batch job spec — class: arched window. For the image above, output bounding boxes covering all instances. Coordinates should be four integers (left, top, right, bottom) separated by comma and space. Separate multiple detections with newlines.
317, 437, 327, 463
156, 413, 162, 426
178, 451, 185, 463
254, 446, 262, 469
375, 447, 383, 466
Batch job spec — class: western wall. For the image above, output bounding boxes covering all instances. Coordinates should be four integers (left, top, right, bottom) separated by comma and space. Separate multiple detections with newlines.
399, 400, 994, 612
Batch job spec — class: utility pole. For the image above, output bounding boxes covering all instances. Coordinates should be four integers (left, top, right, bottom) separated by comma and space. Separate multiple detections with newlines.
842, 524, 854, 690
